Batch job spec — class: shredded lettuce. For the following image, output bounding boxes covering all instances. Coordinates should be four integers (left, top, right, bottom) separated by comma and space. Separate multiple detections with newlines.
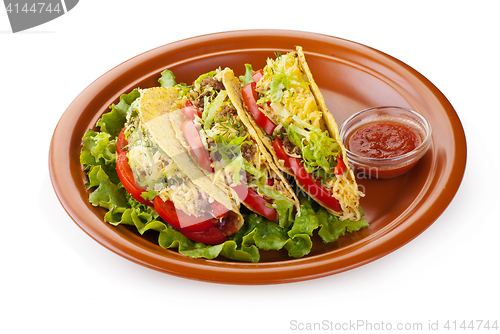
203, 90, 227, 130
285, 118, 341, 176
212, 134, 258, 185
257, 69, 307, 105
269, 73, 288, 103
193, 70, 217, 92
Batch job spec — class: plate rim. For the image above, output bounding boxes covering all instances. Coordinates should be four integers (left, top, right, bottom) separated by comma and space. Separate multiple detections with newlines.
49, 29, 467, 284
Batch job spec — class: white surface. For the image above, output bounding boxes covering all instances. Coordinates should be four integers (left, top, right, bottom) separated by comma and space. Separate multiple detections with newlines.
1, 1, 499, 333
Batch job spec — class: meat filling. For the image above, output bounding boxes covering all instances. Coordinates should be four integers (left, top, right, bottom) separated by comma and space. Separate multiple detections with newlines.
282, 134, 301, 156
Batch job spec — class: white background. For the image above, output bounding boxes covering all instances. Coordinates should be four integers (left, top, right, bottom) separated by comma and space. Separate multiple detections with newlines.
1, 1, 499, 333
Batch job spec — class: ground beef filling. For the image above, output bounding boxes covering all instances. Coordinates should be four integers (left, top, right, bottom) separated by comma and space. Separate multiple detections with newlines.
282, 134, 301, 156
200, 76, 225, 91
217, 105, 238, 124
241, 142, 256, 162
194, 77, 226, 112
193, 75, 264, 187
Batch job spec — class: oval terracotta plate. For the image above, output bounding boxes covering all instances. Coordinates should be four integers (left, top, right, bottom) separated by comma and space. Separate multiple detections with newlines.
49, 30, 466, 284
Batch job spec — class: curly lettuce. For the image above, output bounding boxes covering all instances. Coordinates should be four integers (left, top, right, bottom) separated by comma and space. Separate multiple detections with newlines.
158, 69, 192, 97
239, 64, 255, 86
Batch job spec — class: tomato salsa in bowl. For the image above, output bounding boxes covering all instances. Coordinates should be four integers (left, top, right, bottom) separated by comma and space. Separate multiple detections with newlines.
339, 106, 432, 179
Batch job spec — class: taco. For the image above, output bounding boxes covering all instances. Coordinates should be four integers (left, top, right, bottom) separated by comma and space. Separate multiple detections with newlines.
238, 46, 364, 221
163, 68, 301, 228
115, 86, 244, 244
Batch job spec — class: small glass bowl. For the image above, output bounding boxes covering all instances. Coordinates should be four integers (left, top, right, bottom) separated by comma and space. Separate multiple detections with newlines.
339, 106, 432, 179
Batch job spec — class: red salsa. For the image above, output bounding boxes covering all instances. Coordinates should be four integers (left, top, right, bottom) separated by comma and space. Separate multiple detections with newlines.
348, 121, 422, 159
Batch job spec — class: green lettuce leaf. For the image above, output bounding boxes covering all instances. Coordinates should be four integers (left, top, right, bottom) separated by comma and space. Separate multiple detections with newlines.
86, 165, 128, 210
239, 64, 255, 86
80, 130, 116, 167
81, 130, 121, 184
157, 228, 260, 262
317, 208, 369, 243
158, 69, 191, 97
284, 234, 313, 258
96, 89, 140, 138
239, 214, 313, 258
158, 69, 177, 87
256, 184, 294, 229
287, 197, 319, 238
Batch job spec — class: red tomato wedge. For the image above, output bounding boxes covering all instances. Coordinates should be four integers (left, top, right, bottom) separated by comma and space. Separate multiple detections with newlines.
232, 184, 278, 222
153, 197, 224, 244
181, 226, 226, 245
334, 156, 346, 175
273, 138, 342, 212
241, 82, 276, 136
211, 201, 228, 219
153, 196, 217, 233
181, 100, 201, 120
252, 69, 264, 83
116, 152, 152, 206
116, 128, 127, 155
244, 188, 277, 222
181, 119, 213, 172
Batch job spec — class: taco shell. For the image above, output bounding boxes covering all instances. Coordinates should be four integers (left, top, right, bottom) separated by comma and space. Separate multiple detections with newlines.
137, 87, 243, 229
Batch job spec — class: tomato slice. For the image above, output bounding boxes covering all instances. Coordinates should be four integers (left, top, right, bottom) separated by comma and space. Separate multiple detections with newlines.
116, 128, 127, 155
181, 119, 213, 172
252, 69, 264, 83
211, 201, 227, 219
241, 82, 276, 136
116, 152, 152, 206
334, 156, 346, 176
153, 196, 216, 233
244, 188, 277, 221
232, 184, 277, 221
181, 226, 226, 245
273, 138, 342, 212
181, 100, 201, 120
153, 197, 225, 244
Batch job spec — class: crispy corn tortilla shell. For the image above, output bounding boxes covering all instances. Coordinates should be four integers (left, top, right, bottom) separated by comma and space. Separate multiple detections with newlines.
137, 87, 243, 229
295, 46, 361, 209
222, 68, 301, 216
238, 47, 363, 220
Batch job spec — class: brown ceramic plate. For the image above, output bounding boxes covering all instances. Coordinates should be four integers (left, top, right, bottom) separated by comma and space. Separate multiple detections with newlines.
49, 30, 466, 284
